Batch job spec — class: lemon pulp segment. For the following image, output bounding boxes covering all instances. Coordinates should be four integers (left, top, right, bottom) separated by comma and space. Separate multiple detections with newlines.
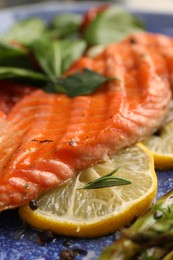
143, 121, 173, 169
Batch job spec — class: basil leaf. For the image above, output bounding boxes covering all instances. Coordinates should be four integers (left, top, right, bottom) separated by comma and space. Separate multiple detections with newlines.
44, 69, 116, 97
6, 18, 46, 45
60, 39, 86, 73
83, 7, 145, 45
30, 38, 86, 82
0, 67, 48, 82
0, 41, 34, 68
49, 14, 82, 38
0, 68, 117, 98
43, 83, 67, 94
30, 38, 62, 81
0, 41, 26, 56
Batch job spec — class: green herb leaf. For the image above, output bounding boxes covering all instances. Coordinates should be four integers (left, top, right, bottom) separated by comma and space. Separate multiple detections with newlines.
0, 67, 117, 98
0, 41, 34, 68
30, 38, 62, 81
44, 69, 117, 97
5, 18, 46, 45
49, 13, 82, 38
83, 7, 145, 45
30, 38, 86, 81
0, 67, 48, 83
79, 167, 131, 189
0, 41, 26, 56
59, 39, 87, 73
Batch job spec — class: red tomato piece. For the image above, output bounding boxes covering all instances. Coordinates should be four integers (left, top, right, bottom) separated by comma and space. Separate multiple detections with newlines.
80, 4, 110, 32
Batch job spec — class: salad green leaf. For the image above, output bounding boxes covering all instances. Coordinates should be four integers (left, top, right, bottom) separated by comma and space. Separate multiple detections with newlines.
5, 18, 46, 45
59, 39, 86, 73
0, 67, 116, 98
0, 67, 48, 82
30, 38, 62, 81
0, 41, 26, 56
0, 41, 33, 68
0, 6, 145, 98
83, 7, 145, 45
30, 38, 86, 81
44, 69, 117, 97
49, 13, 82, 38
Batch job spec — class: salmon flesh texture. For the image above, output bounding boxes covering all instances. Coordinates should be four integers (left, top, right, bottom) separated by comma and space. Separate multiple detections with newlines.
124, 32, 173, 93
0, 37, 172, 211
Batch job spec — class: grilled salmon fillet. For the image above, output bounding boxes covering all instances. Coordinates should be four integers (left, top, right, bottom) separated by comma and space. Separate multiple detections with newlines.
0, 81, 35, 116
0, 41, 171, 211
124, 32, 173, 93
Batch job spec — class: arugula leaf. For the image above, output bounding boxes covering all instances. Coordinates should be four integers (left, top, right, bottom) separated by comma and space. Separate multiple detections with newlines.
79, 167, 131, 189
59, 39, 86, 73
0, 67, 48, 82
49, 13, 82, 38
44, 69, 117, 97
30, 38, 62, 81
83, 7, 145, 45
5, 18, 46, 45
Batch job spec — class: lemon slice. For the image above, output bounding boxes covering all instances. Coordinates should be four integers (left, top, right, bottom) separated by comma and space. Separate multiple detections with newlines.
19, 143, 157, 238
143, 121, 173, 170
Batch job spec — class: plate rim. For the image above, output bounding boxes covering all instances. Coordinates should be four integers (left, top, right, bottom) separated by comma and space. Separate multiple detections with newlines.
0, 1, 173, 16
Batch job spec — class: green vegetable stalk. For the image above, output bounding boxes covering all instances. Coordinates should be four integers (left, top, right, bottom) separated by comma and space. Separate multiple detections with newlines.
99, 189, 173, 260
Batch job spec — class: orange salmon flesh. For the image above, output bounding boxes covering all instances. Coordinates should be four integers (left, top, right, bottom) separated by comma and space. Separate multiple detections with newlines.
0, 33, 172, 211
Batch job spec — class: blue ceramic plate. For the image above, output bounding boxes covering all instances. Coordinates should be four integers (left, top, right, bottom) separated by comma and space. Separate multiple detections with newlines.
0, 2, 173, 260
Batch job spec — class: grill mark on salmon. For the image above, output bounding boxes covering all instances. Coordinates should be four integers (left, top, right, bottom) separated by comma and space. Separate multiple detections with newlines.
0, 40, 171, 211
125, 32, 173, 93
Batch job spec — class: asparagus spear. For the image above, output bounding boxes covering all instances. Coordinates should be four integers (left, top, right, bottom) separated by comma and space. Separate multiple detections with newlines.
99, 238, 173, 260
163, 250, 173, 260
99, 189, 173, 260
138, 244, 173, 260
123, 189, 173, 245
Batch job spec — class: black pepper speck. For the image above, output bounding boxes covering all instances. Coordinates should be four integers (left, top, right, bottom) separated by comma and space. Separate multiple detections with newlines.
69, 141, 76, 147
60, 249, 75, 260
29, 200, 38, 210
